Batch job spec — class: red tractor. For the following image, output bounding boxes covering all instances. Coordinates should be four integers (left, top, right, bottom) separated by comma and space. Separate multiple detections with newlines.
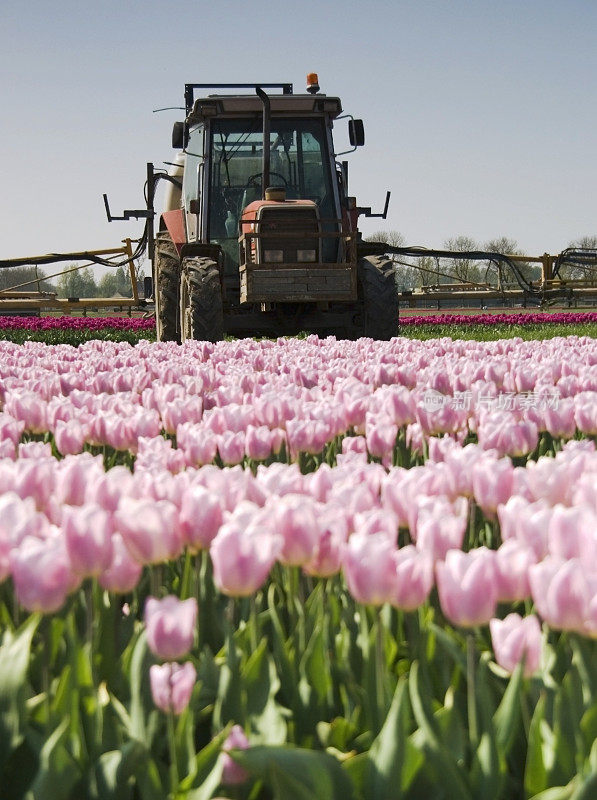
152, 74, 399, 341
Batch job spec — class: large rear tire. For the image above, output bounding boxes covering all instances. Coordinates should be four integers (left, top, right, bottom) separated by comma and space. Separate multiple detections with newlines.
180, 256, 224, 342
154, 230, 180, 342
355, 255, 400, 339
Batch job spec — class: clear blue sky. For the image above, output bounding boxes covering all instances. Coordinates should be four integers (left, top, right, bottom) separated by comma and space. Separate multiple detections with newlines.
1, 0, 596, 268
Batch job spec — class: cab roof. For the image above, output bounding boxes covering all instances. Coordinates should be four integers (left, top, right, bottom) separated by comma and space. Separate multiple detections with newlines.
187, 93, 343, 124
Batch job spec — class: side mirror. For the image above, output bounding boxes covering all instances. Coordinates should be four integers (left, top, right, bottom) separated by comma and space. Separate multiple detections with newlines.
172, 121, 188, 150
348, 119, 365, 147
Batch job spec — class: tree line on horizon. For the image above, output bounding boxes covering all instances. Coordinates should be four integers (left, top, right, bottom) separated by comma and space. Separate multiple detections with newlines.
0, 263, 146, 299
366, 232, 597, 290
1, 234, 595, 298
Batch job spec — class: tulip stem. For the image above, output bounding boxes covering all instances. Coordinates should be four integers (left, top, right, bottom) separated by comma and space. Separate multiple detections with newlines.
467, 633, 478, 749
166, 708, 179, 799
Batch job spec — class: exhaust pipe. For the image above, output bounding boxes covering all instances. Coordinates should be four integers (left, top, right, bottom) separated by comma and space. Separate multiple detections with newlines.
256, 87, 270, 199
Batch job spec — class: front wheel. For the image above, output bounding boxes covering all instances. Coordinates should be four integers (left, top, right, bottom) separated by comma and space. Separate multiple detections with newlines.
179, 256, 224, 342
354, 255, 400, 340
154, 230, 180, 342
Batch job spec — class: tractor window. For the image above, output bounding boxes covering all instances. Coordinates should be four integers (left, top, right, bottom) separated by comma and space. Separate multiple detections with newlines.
207, 117, 336, 242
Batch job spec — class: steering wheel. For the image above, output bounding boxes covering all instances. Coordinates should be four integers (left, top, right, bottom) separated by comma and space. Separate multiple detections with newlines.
246, 171, 288, 189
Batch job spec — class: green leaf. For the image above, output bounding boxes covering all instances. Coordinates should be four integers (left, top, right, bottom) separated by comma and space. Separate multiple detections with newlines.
493, 661, 523, 756
408, 661, 472, 800
528, 783, 576, 800
179, 727, 229, 792
570, 771, 597, 800
525, 694, 549, 797
470, 658, 503, 800
365, 677, 422, 799
232, 744, 355, 800
129, 630, 150, 741
0, 614, 40, 770
92, 740, 148, 800
27, 716, 81, 800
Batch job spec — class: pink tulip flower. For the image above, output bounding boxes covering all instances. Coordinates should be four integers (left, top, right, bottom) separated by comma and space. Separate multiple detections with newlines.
490, 613, 542, 677
10, 534, 78, 614
210, 522, 281, 597
303, 510, 348, 578
365, 418, 398, 460
145, 595, 198, 660
392, 546, 434, 610
98, 533, 143, 594
529, 557, 592, 633
221, 725, 250, 785
63, 504, 114, 578
547, 505, 597, 563
494, 540, 536, 602
149, 661, 196, 715
343, 532, 398, 605
217, 431, 246, 466
270, 495, 321, 567
54, 419, 86, 455
245, 425, 274, 461
472, 457, 514, 517
436, 547, 498, 627
179, 485, 223, 551
115, 498, 182, 565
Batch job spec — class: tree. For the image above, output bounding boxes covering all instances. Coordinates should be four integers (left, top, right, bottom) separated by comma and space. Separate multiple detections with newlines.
442, 236, 481, 284
482, 237, 538, 288
56, 267, 99, 298
0, 266, 54, 293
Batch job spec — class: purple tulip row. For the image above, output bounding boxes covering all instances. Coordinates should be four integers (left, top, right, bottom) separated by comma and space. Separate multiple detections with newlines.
0, 315, 155, 331
400, 311, 597, 326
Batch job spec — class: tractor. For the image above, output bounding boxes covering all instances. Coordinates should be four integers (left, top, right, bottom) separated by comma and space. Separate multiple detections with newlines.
151, 74, 399, 342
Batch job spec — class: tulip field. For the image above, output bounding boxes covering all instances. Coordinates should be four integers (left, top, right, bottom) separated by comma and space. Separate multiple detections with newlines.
0, 326, 596, 799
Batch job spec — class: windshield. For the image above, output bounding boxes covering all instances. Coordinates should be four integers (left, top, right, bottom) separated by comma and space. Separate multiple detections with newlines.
207, 117, 336, 243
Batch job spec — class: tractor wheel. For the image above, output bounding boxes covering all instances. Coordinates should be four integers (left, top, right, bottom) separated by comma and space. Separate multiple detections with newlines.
355, 255, 400, 339
154, 230, 180, 342
179, 256, 224, 342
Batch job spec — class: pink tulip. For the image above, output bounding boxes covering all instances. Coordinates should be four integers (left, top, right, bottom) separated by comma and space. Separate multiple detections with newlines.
179, 485, 223, 551
436, 548, 498, 627
210, 522, 281, 597
221, 725, 250, 786
392, 546, 434, 610
490, 613, 542, 677
145, 595, 198, 660
115, 498, 182, 565
149, 661, 196, 715
98, 533, 142, 593
54, 419, 86, 455
497, 497, 550, 560
270, 495, 321, 566
365, 418, 398, 460
547, 505, 597, 563
245, 425, 274, 461
529, 557, 592, 633
543, 399, 576, 440
63, 504, 114, 578
494, 540, 536, 602
574, 392, 597, 436
472, 457, 514, 517
343, 532, 398, 605
303, 510, 348, 577
10, 534, 78, 613
217, 431, 246, 466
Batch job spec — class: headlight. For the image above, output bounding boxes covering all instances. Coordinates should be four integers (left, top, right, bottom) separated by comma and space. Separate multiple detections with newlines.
263, 250, 284, 263
297, 249, 317, 262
